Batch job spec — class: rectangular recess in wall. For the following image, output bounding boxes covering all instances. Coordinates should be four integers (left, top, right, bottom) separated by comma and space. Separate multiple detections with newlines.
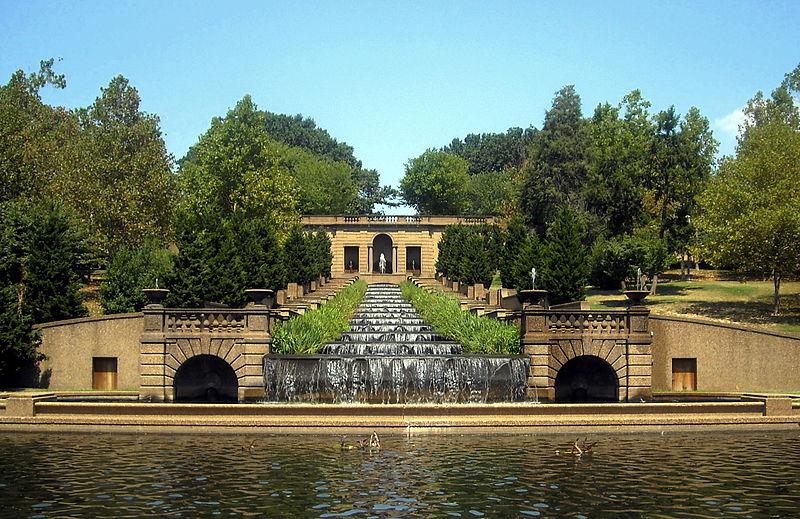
93, 357, 118, 390
672, 358, 697, 391
344, 246, 359, 272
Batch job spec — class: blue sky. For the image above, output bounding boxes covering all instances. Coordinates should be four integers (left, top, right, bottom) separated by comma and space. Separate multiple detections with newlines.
2, 1, 798, 212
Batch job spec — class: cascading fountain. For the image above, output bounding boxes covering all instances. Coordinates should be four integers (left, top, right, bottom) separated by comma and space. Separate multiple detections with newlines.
263, 283, 528, 403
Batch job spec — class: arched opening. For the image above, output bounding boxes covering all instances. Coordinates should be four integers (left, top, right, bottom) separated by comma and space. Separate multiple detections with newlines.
173, 355, 238, 402
554, 355, 619, 403
373, 234, 393, 273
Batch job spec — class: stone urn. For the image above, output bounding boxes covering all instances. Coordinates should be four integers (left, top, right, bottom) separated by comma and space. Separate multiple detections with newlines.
623, 290, 650, 306
244, 289, 275, 308
142, 288, 170, 307
518, 289, 548, 308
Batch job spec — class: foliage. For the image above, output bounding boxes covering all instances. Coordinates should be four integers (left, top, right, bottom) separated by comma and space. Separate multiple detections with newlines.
589, 230, 671, 290
400, 281, 520, 355
0, 59, 68, 205
272, 280, 367, 354
176, 96, 300, 238
442, 127, 536, 176
520, 85, 590, 229
0, 202, 87, 382
100, 243, 175, 313
697, 64, 800, 314
541, 207, 589, 304
585, 91, 653, 236
465, 169, 520, 215
500, 217, 543, 292
166, 215, 286, 308
64, 75, 176, 255
400, 150, 470, 214
0, 204, 40, 384
24, 205, 89, 323
436, 224, 502, 287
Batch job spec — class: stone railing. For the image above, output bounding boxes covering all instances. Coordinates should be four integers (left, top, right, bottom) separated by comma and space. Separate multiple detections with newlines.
547, 312, 627, 334
164, 311, 247, 333
301, 215, 496, 226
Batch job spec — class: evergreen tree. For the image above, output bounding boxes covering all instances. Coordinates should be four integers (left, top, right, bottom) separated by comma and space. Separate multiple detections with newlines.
521, 85, 590, 229
458, 232, 494, 287
24, 206, 88, 323
284, 226, 316, 285
0, 204, 39, 384
311, 229, 332, 279
100, 243, 174, 313
542, 207, 589, 304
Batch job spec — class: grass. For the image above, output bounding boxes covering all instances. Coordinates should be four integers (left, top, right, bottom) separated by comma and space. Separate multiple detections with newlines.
400, 280, 521, 354
586, 270, 800, 334
272, 280, 367, 354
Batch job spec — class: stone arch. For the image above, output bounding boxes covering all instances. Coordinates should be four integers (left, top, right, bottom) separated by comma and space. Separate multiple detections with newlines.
173, 354, 238, 402
164, 337, 247, 401
554, 355, 619, 402
372, 233, 393, 273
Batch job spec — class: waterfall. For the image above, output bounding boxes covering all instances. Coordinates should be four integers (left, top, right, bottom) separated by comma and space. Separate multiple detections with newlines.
263, 283, 527, 403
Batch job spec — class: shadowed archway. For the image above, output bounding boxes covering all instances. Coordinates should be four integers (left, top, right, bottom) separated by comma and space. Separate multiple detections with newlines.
372, 234, 393, 273
173, 354, 238, 402
554, 355, 619, 402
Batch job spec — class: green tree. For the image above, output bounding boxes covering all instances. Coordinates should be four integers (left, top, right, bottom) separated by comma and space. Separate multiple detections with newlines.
442, 127, 536, 176
521, 85, 591, 229
280, 145, 359, 214
176, 96, 300, 237
100, 243, 174, 313
0, 204, 40, 384
697, 65, 800, 314
585, 91, 653, 236
400, 150, 470, 214
0, 59, 70, 205
311, 229, 333, 278
542, 207, 589, 304
58, 75, 177, 256
501, 218, 543, 292
24, 205, 88, 323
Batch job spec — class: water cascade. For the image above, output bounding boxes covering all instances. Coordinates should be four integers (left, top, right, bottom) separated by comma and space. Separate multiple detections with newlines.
263, 283, 527, 403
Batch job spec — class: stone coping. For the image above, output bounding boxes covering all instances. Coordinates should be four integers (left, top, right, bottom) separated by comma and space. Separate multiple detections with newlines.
650, 314, 800, 340
2, 401, 798, 434
33, 312, 142, 329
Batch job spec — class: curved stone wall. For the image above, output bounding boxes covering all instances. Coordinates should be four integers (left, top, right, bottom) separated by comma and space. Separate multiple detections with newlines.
651, 315, 800, 392
29, 314, 143, 390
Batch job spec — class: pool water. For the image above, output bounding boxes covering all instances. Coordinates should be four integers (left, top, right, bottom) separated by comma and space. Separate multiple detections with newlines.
1, 430, 798, 518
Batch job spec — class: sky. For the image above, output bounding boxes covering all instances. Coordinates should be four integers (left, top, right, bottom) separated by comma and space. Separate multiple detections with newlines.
1, 1, 798, 213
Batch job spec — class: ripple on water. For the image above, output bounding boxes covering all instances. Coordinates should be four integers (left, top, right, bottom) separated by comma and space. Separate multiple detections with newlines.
0, 431, 799, 517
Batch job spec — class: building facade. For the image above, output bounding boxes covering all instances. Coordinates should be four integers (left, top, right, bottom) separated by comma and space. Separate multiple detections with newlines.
301, 215, 494, 278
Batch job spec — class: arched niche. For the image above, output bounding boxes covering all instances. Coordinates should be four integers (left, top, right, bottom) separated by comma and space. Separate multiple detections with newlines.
173, 354, 238, 402
554, 355, 619, 402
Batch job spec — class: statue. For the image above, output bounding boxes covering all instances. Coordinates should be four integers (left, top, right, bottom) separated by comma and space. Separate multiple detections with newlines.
530, 268, 537, 290
379, 253, 386, 274
636, 267, 647, 291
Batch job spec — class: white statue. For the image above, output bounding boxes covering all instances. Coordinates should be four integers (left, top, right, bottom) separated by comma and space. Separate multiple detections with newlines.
530, 267, 537, 290
379, 253, 387, 274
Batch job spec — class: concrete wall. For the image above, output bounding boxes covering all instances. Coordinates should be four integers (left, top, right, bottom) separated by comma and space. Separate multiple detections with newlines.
29, 314, 143, 390
651, 315, 800, 392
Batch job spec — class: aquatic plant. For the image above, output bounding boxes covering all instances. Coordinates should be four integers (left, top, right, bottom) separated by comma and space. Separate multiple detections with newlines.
399, 281, 521, 355
272, 279, 367, 354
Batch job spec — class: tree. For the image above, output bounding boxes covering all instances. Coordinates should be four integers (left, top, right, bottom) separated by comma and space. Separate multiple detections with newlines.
585, 91, 653, 237
24, 205, 88, 323
400, 150, 470, 214
442, 127, 536, 176
0, 204, 40, 384
697, 64, 800, 314
521, 85, 591, 229
590, 230, 670, 290
283, 225, 317, 285
542, 207, 589, 304
280, 144, 359, 214
57, 75, 177, 256
177, 96, 300, 237
100, 243, 174, 313
500, 218, 543, 292
0, 59, 70, 205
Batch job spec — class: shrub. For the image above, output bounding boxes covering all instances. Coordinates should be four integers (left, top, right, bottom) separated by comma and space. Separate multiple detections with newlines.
100, 243, 175, 313
272, 279, 367, 354
400, 280, 520, 355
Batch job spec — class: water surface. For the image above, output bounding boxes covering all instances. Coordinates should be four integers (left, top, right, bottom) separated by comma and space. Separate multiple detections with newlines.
1, 430, 798, 518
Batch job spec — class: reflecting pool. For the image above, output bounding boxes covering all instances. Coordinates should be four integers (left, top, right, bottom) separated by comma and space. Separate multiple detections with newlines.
1, 430, 798, 518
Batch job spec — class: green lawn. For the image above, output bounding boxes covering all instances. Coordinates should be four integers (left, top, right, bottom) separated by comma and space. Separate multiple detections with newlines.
586, 272, 800, 334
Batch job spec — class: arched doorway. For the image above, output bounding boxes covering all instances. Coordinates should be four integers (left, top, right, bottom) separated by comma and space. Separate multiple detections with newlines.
373, 234, 393, 273
173, 355, 238, 402
554, 355, 619, 402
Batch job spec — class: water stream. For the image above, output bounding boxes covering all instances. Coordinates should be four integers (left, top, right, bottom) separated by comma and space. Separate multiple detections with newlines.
263, 284, 527, 403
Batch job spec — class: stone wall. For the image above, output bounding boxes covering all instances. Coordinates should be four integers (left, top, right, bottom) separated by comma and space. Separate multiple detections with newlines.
29, 314, 143, 390
651, 315, 800, 392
